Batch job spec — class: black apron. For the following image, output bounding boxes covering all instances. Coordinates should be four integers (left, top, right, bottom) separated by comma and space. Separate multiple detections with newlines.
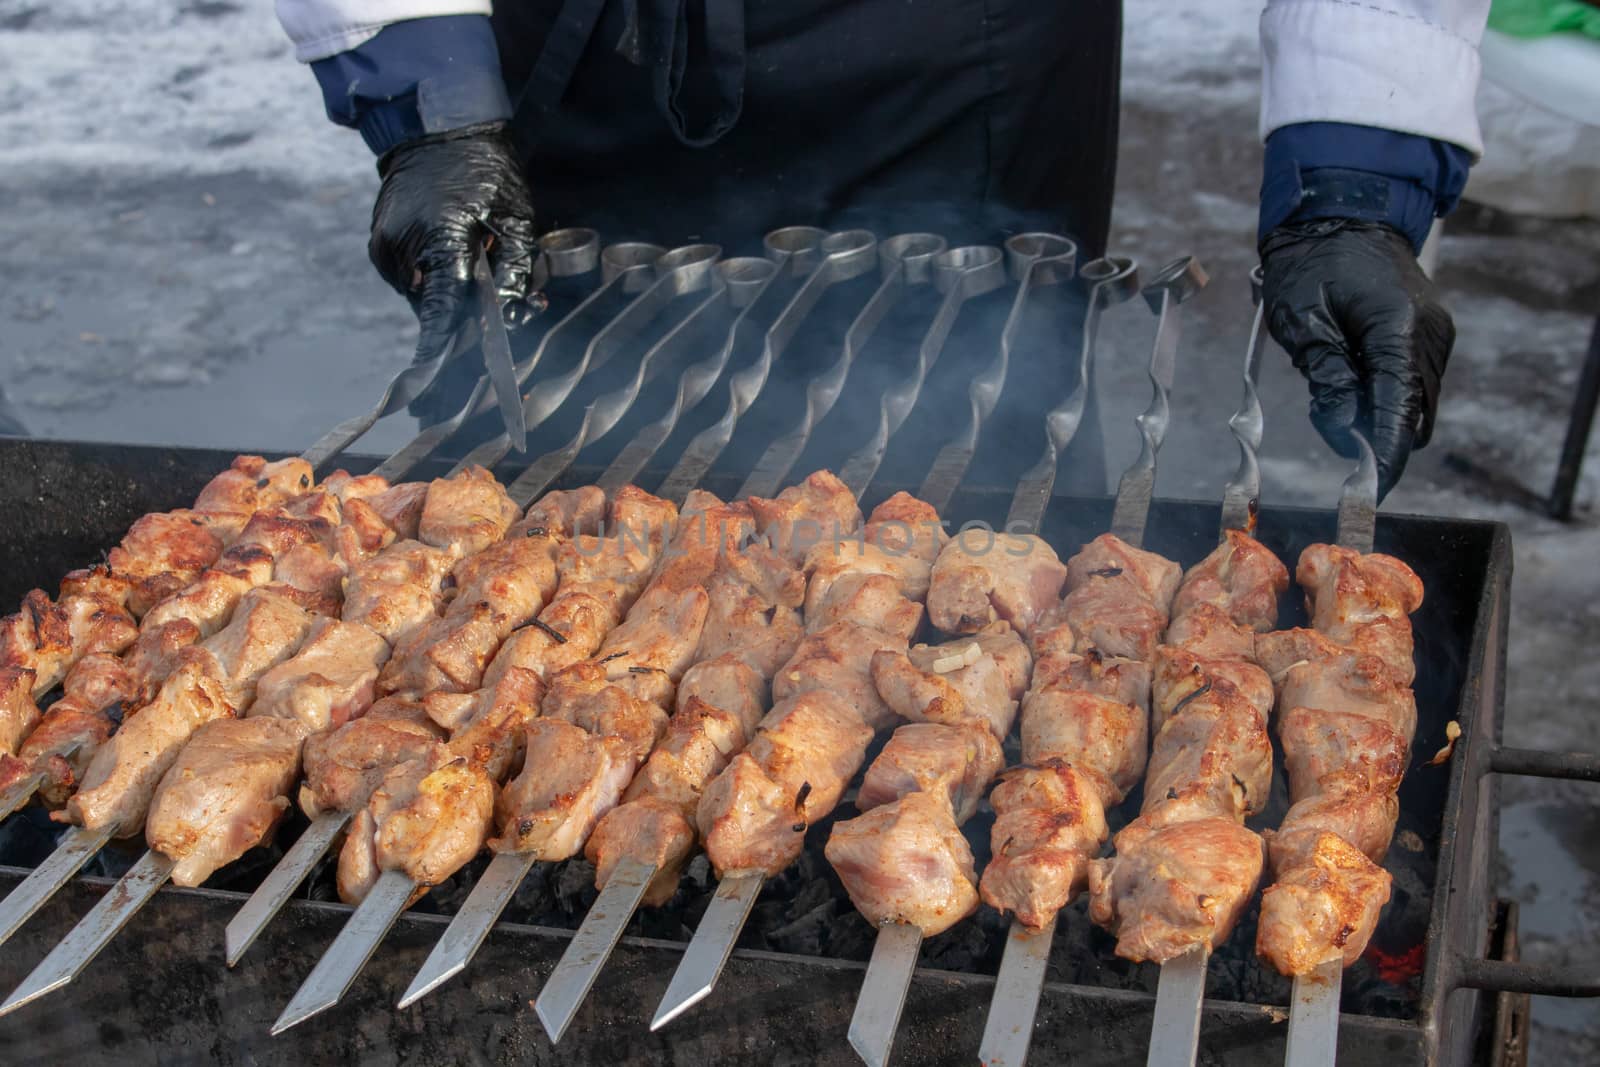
492, 0, 1123, 255
428, 0, 1120, 494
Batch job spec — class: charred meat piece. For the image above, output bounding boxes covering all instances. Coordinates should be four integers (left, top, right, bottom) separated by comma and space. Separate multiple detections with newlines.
0, 666, 39, 757
1150, 646, 1273, 733
926, 533, 1067, 641
1278, 649, 1418, 744
339, 754, 494, 903
826, 790, 978, 937
746, 470, 862, 568
803, 572, 924, 639
140, 547, 275, 639
585, 797, 698, 907
490, 718, 638, 860
417, 465, 520, 558
146, 716, 307, 887
434, 665, 545, 781
0, 654, 134, 807
1087, 811, 1266, 963
856, 722, 1003, 824
298, 698, 445, 819
1267, 790, 1400, 868
189, 587, 317, 708
980, 762, 1111, 929
192, 455, 315, 523
0, 585, 138, 698
252, 617, 391, 731
697, 691, 873, 878
1256, 830, 1392, 974
582, 585, 710, 708
107, 511, 226, 615
1063, 534, 1184, 609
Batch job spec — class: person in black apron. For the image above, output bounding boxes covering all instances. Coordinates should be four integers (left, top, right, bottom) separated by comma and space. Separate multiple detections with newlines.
305, 0, 1472, 500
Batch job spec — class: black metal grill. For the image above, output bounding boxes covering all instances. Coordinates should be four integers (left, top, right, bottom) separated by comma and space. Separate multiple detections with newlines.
0, 225, 1592, 1064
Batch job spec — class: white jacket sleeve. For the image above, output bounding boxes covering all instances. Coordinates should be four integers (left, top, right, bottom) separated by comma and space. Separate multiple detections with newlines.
276, 0, 493, 62
1260, 0, 1491, 157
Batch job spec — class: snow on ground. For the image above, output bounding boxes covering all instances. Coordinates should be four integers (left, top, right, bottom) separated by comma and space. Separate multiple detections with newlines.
1, 0, 1598, 1056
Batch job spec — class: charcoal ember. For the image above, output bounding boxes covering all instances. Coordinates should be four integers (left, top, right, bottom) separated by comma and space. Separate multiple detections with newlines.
553, 857, 599, 918
422, 852, 491, 914
826, 909, 877, 962
764, 896, 838, 957
922, 917, 991, 972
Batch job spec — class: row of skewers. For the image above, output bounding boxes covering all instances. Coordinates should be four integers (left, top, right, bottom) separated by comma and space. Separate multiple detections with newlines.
0, 231, 1427, 1066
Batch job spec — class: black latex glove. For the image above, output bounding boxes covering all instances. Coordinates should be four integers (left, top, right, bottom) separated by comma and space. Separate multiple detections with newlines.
370, 122, 539, 369
1261, 219, 1454, 499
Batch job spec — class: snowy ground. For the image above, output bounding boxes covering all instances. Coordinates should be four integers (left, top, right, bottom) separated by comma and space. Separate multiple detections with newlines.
1, 0, 1597, 1058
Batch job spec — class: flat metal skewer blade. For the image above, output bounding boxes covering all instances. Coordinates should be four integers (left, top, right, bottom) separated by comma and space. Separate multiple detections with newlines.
398, 850, 537, 1009
651, 871, 764, 1030
847, 923, 923, 1067
225, 811, 350, 967
1335, 430, 1379, 555
1285, 959, 1343, 1066
0, 771, 43, 821
271, 868, 413, 1035
1149, 945, 1210, 1067
535, 857, 656, 1044
0, 824, 114, 950
978, 919, 1055, 1067
0, 847, 173, 1018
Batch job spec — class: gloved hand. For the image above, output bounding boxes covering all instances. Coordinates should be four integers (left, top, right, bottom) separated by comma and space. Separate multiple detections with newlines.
1261, 219, 1454, 500
369, 121, 540, 369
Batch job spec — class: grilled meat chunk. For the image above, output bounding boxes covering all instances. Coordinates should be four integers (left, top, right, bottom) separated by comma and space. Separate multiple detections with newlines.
0, 585, 138, 697
746, 470, 862, 567
856, 722, 1003, 824
379, 601, 510, 698
252, 617, 391, 731
541, 662, 669, 765
0, 654, 135, 807
585, 797, 697, 907
1295, 544, 1423, 684
1019, 687, 1147, 805
1150, 645, 1273, 733
434, 665, 544, 781
340, 540, 456, 645
0, 666, 40, 757
339, 754, 495, 903
1268, 790, 1400, 868
1141, 681, 1273, 822
697, 691, 873, 878
1087, 811, 1266, 962
417, 465, 519, 558
107, 511, 227, 615
1169, 529, 1290, 632
1278, 706, 1408, 804
490, 718, 638, 860
1278, 650, 1418, 743
927, 533, 1067, 641
444, 533, 560, 624
980, 761, 1110, 928
513, 485, 607, 539
146, 716, 307, 886
697, 540, 806, 675
826, 790, 978, 936
298, 697, 445, 818
869, 624, 1030, 741
1256, 830, 1393, 974
61, 657, 235, 835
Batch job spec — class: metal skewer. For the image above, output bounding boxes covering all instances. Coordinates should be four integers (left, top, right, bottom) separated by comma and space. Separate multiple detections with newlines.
398, 231, 842, 1015
0, 771, 46, 822
0, 825, 114, 950
738, 233, 946, 499
1281, 428, 1380, 1067
299, 232, 558, 474
656, 229, 876, 505
918, 233, 1078, 515
836, 245, 1008, 498
652, 244, 1006, 1038
525, 232, 958, 1044
980, 255, 1208, 1067
843, 233, 1083, 1067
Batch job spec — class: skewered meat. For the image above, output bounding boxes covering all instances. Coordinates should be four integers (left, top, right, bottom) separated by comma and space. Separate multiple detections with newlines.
379, 601, 511, 697
61, 657, 235, 836
139, 546, 275, 639
698, 691, 873, 877
252, 617, 391, 731
541, 662, 669, 766
0, 583, 138, 697
1085, 530, 1281, 962
803, 572, 924, 638
340, 540, 456, 645
146, 716, 307, 886
1256, 830, 1392, 972
747, 470, 862, 567
490, 718, 637, 859
443, 532, 560, 623
981, 761, 1110, 928
856, 722, 1003, 823
0, 666, 39, 757
436, 665, 544, 781
869, 623, 1030, 741
825, 789, 978, 936
186, 587, 317, 707
583, 585, 710, 708
1086, 809, 1265, 962
1254, 544, 1423, 977
0, 654, 134, 807
417, 465, 520, 558
926, 533, 1067, 640
697, 540, 805, 675
298, 697, 446, 818
106, 512, 227, 614
773, 619, 919, 732
339, 754, 495, 903
514, 485, 607, 539
980, 533, 1179, 934
191, 455, 316, 526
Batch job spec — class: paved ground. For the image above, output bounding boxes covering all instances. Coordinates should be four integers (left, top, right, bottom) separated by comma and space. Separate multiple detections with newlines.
1, 0, 1597, 1059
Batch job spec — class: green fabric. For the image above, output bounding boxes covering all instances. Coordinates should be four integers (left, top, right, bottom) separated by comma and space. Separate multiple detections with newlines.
1489, 0, 1600, 39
